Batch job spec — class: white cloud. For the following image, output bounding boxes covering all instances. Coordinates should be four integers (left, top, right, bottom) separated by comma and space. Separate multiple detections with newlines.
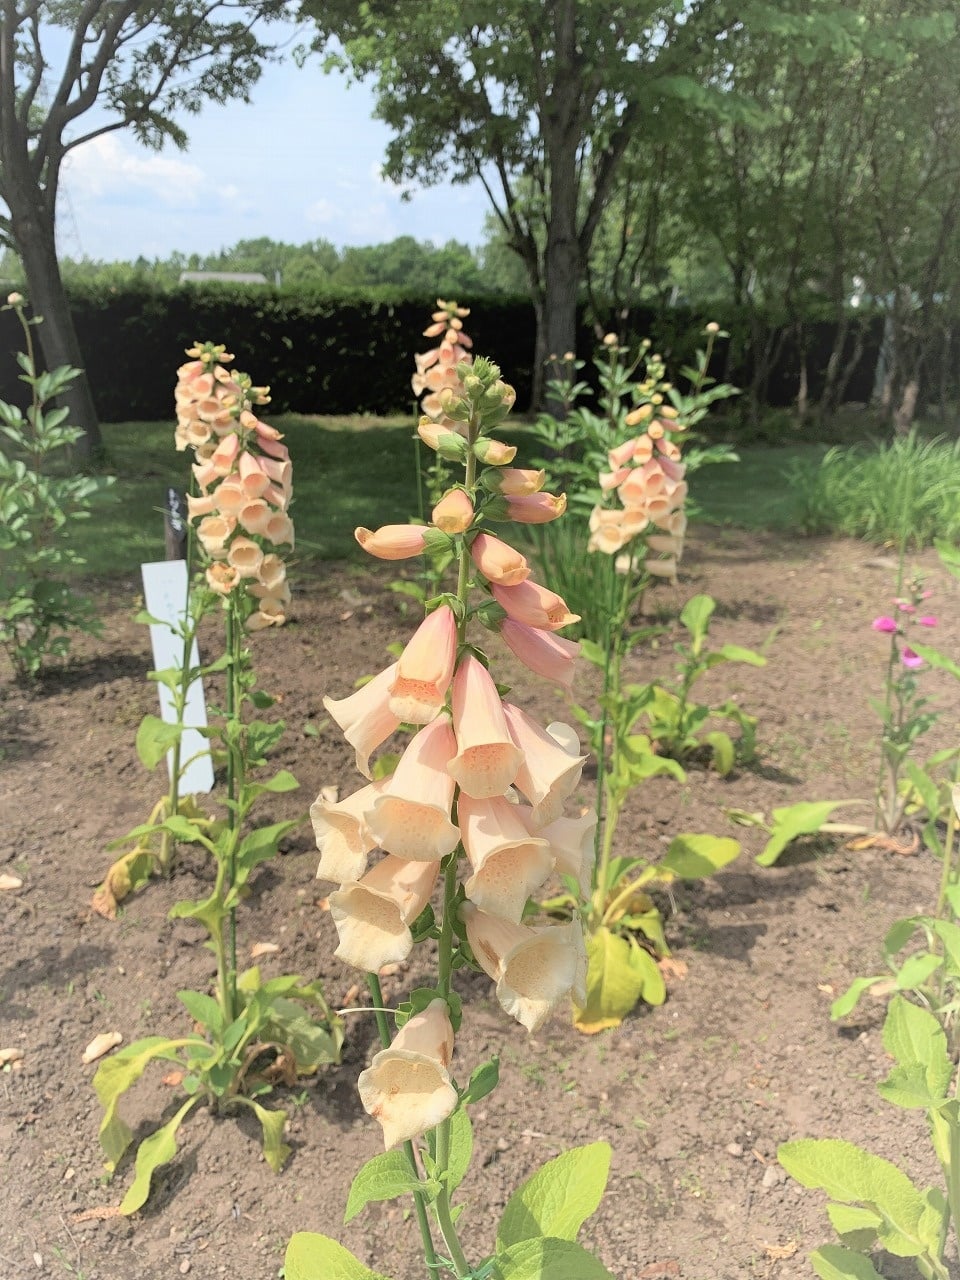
305, 197, 337, 225
63, 135, 205, 205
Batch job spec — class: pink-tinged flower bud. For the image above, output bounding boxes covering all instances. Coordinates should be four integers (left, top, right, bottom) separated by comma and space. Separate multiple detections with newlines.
489, 467, 545, 497
502, 703, 585, 827
366, 716, 460, 861
423, 320, 446, 338
355, 524, 430, 560
490, 579, 580, 631
460, 903, 586, 1033
902, 647, 924, 669
432, 488, 474, 534
608, 439, 639, 468
389, 605, 458, 724
500, 619, 578, 689
502, 492, 567, 524
197, 514, 236, 558
227, 536, 264, 578
323, 663, 402, 780
6, 291, 23, 306
598, 467, 630, 492
872, 616, 898, 633
448, 655, 523, 799
206, 562, 240, 594
470, 533, 530, 586
458, 793, 553, 922
474, 438, 517, 466
329, 855, 441, 971
311, 781, 385, 883
357, 1000, 458, 1149
918, 616, 938, 627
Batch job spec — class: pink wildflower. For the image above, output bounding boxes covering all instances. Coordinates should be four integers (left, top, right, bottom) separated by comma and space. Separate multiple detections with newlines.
871, 616, 898, 633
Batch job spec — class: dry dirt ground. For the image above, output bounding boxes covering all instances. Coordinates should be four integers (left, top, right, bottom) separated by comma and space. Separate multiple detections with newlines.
2, 527, 959, 1280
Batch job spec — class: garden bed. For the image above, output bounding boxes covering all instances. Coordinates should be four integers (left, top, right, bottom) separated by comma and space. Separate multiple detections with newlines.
1, 525, 957, 1280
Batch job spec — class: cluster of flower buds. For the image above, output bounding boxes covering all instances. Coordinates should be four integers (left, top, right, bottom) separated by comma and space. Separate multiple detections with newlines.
872, 578, 936, 669
174, 343, 293, 631
412, 299, 474, 420
587, 342, 688, 578
313, 357, 593, 1149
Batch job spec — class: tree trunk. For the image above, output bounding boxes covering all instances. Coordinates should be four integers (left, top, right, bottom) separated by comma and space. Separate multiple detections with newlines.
11, 203, 103, 461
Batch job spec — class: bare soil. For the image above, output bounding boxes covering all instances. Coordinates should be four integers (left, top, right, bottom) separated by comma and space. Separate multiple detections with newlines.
2, 527, 959, 1280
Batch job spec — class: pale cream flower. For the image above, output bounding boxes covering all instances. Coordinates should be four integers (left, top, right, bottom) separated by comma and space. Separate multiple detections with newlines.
461, 903, 586, 1033
357, 1000, 458, 1149
448, 655, 523, 799
458, 792, 553, 922
329, 855, 440, 971
311, 781, 385, 883
323, 664, 401, 779
365, 715, 460, 861
502, 703, 585, 827
389, 605, 457, 724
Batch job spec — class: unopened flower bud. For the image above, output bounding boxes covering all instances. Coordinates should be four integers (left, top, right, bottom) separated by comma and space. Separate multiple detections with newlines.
432, 488, 474, 534
474, 438, 518, 466
624, 404, 653, 427
6, 291, 23, 306
602, 333, 618, 347
705, 321, 720, 334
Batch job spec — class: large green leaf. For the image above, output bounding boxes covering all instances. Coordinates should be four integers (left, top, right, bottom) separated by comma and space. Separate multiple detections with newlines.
810, 1245, 885, 1280
493, 1237, 616, 1280
830, 976, 885, 1021
119, 1095, 201, 1214
778, 1139, 927, 1256
826, 1202, 881, 1251
496, 1143, 611, 1250
878, 996, 951, 1108
755, 801, 849, 867
135, 714, 182, 770
344, 1151, 422, 1223
234, 819, 301, 886
284, 1233, 393, 1280
574, 928, 648, 1032
679, 593, 715, 647
446, 1105, 473, 1194
659, 833, 740, 879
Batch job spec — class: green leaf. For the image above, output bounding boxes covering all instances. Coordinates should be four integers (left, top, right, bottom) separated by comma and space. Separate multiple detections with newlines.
284, 1233, 393, 1280
709, 643, 766, 667
756, 801, 849, 867
247, 769, 300, 795
496, 1143, 611, 1250
826, 1202, 881, 1250
462, 1057, 499, 1106
659, 834, 740, 879
830, 977, 885, 1021
879, 996, 951, 1105
574, 928, 648, 1031
119, 1095, 201, 1214
177, 989, 225, 1035
93, 1036, 191, 1169
446, 1105, 473, 1194
778, 1138, 928, 1256
809, 1245, 885, 1280
493, 1237, 616, 1279
908, 641, 960, 681
895, 952, 942, 991
232, 1096, 290, 1172
235, 819, 300, 884
344, 1151, 422, 1223
703, 730, 735, 776
135, 714, 182, 770
679, 594, 715, 647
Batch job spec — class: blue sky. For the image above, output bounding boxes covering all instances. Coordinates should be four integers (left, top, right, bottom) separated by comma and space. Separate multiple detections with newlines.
57, 57, 491, 263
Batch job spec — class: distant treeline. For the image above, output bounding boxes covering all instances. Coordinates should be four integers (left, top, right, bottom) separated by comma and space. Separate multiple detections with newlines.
1, 280, 953, 426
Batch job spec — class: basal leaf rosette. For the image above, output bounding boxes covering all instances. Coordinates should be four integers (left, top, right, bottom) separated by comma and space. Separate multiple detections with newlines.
317, 355, 594, 1150
174, 342, 294, 631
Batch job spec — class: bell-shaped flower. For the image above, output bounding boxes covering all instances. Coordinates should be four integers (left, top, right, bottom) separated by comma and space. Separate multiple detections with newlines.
245, 599, 287, 631
461, 903, 586, 1033
502, 703, 585, 827
474, 438, 517, 466
357, 1000, 458, 1150
645, 557, 678, 581
470, 533, 530, 586
494, 467, 545, 496
532, 811, 597, 899
432, 488, 474, 534
256, 554, 287, 592
211, 479, 247, 516
227, 536, 264, 578
186, 492, 218, 520
206, 562, 240, 594
503, 492, 566, 524
262, 511, 295, 547
366, 715, 460, 861
355, 524, 434, 560
323, 663, 401, 779
238, 451, 271, 499
389, 605, 458, 724
237, 498, 273, 536
458, 793, 553, 922
490, 579, 580, 632
311, 781, 385, 883
448, 655, 523, 799
208, 431, 241, 477
197, 514, 236, 559
329, 856, 440, 971
500, 619, 578, 689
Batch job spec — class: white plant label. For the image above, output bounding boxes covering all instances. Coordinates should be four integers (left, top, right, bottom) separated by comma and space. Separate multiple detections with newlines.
140, 560, 215, 794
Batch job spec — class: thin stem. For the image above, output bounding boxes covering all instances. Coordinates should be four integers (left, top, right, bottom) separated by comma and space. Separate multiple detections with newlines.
366, 974, 440, 1278
223, 599, 242, 1023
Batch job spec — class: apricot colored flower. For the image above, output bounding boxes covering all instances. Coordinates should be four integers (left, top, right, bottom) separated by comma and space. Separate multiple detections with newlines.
245, 599, 287, 631
432, 488, 475, 534
323, 663, 402, 779
311, 781, 385, 883
389, 605, 458, 724
366, 715, 460, 861
458, 793, 553, 922
196, 515, 235, 558
355, 525, 431, 560
500, 619, 578, 689
494, 468, 545, 496
460, 903, 586, 1033
329, 855, 440, 971
448, 656, 523, 799
206, 562, 240, 594
470, 533, 530, 586
533, 811, 597, 898
357, 1000, 458, 1149
227, 536, 264, 578
502, 703, 585, 827
490, 579, 580, 632
503, 492, 567, 524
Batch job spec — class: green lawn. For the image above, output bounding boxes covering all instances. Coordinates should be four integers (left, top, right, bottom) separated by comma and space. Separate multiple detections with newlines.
71, 421, 824, 579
